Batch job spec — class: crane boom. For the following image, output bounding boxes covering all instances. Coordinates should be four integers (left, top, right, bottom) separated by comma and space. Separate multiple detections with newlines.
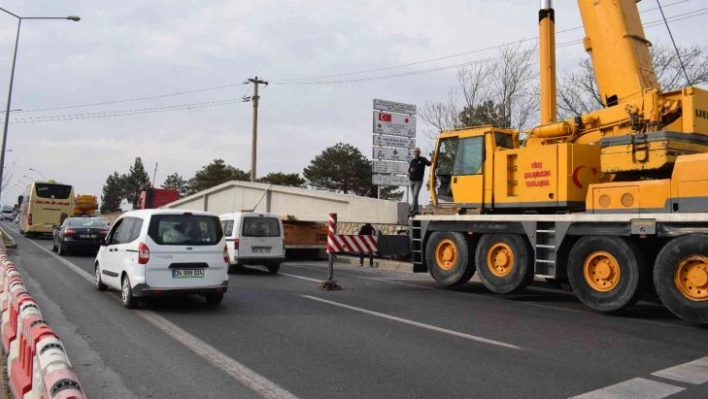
578, 0, 660, 107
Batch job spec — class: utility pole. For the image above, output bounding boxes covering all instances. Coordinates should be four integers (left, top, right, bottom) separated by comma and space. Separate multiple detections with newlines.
152, 162, 158, 187
244, 76, 268, 182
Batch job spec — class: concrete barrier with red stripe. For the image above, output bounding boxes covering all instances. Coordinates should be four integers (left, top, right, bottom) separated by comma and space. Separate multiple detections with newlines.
326, 213, 378, 254
0, 244, 87, 399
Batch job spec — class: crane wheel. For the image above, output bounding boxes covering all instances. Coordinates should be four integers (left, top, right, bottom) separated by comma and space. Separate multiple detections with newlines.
653, 234, 708, 324
425, 232, 475, 286
568, 236, 647, 313
475, 234, 533, 294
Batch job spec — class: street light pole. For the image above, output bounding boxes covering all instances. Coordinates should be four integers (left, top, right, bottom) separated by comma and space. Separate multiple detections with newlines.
0, 7, 79, 197
28, 168, 46, 180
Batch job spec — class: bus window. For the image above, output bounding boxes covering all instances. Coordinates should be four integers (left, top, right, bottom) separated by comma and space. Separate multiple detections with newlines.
35, 183, 72, 199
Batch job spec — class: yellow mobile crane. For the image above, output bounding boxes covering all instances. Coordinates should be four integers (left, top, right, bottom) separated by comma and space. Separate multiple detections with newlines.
414, 0, 708, 323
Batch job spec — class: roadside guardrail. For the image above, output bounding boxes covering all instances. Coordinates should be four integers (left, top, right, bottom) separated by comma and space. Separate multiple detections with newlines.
0, 243, 86, 399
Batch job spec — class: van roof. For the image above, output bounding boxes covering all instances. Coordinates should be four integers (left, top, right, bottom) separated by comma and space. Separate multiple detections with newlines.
121, 209, 216, 218
219, 212, 280, 219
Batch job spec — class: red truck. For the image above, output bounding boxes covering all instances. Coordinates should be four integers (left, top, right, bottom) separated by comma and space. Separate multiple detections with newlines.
139, 188, 180, 209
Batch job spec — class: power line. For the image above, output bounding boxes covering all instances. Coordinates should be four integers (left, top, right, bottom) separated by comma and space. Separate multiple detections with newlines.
270, 0, 692, 84
20, 82, 243, 113
270, 7, 708, 86
12, 0, 693, 114
9, 98, 246, 124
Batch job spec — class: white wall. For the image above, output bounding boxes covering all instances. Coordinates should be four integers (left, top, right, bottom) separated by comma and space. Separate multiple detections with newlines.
166, 181, 408, 224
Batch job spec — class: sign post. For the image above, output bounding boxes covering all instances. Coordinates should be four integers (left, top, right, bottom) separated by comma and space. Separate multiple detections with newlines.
321, 213, 341, 290
372, 99, 417, 198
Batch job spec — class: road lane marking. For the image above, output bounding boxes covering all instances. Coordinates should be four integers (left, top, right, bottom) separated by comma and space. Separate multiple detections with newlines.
135, 310, 298, 399
284, 264, 434, 290
301, 294, 523, 351
279, 273, 322, 283
652, 356, 708, 385
13, 229, 299, 399
569, 378, 684, 399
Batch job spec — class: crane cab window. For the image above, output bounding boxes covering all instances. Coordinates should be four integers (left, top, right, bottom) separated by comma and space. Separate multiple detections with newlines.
495, 133, 514, 149
453, 137, 484, 175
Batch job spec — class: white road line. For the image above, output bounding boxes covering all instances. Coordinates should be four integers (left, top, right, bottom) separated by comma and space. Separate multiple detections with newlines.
652, 356, 708, 385
13, 229, 299, 399
279, 272, 322, 283
569, 378, 684, 399
301, 294, 523, 351
284, 263, 434, 290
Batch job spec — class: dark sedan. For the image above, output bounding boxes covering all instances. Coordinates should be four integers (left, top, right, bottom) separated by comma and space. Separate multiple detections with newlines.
52, 217, 110, 255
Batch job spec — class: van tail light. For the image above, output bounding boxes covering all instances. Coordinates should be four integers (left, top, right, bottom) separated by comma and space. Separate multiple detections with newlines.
234, 238, 240, 250
223, 244, 229, 264
63, 229, 77, 237
28, 213, 32, 226
138, 242, 150, 265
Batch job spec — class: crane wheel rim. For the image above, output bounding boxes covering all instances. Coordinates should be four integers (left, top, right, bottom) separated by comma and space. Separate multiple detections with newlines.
435, 239, 458, 271
583, 251, 621, 292
486, 242, 514, 277
674, 255, 708, 302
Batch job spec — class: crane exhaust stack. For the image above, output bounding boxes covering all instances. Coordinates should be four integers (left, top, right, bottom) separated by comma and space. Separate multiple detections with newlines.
539, 0, 557, 124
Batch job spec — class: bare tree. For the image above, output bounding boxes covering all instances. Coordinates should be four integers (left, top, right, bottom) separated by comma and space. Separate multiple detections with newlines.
419, 88, 460, 140
421, 42, 540, 140
558, 44, 708, 119
491, 43, 539, 130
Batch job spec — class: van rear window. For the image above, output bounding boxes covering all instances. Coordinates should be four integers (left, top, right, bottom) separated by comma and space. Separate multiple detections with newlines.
148, 214, 223, 245
35, 183, 72, 199
242, 217, 280, 237
221, 220, 234, 236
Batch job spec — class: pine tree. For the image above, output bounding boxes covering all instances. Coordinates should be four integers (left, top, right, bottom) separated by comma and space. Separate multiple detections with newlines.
100, 172, 124, 213
303, 143, 371, 195
123, 157, 151, 209
161, 173, 190, 196
188, 159, 249, 194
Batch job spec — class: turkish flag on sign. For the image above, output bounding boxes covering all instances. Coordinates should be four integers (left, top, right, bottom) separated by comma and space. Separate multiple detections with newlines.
378, 113, 392, 122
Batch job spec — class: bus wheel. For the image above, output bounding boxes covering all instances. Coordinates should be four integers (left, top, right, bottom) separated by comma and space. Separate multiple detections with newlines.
475, 234, 533, 294
654, 234, 708, 324
425, 232, 475, 286
568, 236, 646, 313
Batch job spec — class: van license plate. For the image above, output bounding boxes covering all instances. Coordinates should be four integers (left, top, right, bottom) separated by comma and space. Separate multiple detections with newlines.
172, 269, 205, 279
253, 247, 271, 254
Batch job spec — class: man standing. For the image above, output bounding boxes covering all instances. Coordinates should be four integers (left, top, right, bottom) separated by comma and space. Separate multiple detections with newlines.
358, 223, 376, 267
409, 147, 431, 216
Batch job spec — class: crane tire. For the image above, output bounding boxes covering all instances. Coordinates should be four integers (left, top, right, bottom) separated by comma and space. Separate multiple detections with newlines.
653, 234, 708, 324
475, 234, 533, 294
425, 232, 475, 287
568, 236, 647, 313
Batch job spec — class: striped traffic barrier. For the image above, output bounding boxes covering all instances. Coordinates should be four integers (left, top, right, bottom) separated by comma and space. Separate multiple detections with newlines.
35, 335, 85, 399
327, 234, 378, 254
9, 302, 43, 398
3, 281, 29, 353
0, 245, 86, 398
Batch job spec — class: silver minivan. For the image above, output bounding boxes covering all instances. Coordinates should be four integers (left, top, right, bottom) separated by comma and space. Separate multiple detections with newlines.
220, 212, 285, 274
95, 209, 229, 308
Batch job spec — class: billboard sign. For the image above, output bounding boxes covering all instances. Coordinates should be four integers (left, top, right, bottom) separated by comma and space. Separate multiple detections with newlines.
373, 174, 410, 186
373, 111, 416, 138
373, 160, 409, 175
373, 147, 413, 162
373, 135, 415, 149
373, 99, 417, 115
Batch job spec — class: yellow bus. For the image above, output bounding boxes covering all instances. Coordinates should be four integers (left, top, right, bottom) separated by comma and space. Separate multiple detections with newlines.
19, 181, 75, 237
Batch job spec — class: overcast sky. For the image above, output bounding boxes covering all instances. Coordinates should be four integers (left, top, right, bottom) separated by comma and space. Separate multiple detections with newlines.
0, 0, 705, 206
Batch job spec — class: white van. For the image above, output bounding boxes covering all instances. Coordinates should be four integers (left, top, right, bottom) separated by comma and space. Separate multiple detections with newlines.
94, 209, 229, 308
220, 212, 285, 274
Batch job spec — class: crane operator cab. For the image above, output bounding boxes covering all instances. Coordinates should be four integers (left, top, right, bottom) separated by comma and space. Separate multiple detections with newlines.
430, 126, 607, 213
430, 127, 517, 211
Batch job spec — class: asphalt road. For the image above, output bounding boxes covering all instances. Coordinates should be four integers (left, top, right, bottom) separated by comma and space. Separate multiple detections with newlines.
2, 221, 708, 399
